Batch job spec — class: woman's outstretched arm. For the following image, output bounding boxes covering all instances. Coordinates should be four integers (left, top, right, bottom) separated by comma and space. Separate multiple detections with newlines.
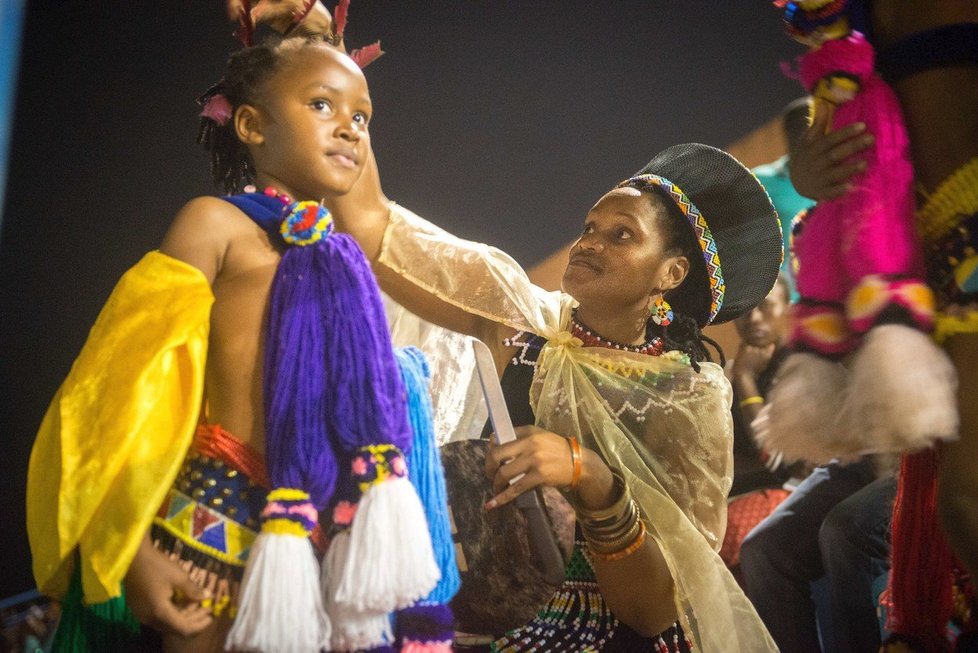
329, 147, 510, 348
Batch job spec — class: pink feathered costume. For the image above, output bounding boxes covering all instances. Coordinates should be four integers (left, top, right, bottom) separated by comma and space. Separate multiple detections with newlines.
791, 32, 930, 353
758, 31, 958, 462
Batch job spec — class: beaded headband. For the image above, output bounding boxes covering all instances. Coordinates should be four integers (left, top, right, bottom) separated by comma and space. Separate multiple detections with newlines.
618, 174, 726, 323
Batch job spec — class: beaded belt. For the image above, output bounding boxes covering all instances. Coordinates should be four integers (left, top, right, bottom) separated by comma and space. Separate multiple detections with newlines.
154, 448, 266, 568
151, 426, 268, 616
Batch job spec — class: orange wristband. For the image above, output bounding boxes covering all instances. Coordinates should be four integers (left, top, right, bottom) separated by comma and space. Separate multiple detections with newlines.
568, 437, 583, 490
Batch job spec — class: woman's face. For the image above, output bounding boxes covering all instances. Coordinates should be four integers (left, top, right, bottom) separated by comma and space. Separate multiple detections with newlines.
562, 187, 687, 311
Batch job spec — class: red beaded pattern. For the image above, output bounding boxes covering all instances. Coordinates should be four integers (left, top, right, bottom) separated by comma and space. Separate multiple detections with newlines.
570, 315, 665, 357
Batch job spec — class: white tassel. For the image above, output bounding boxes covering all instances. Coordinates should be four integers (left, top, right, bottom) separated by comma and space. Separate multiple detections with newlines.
755, 352, 855, 464
225, 532, 330, 653
322, 531, 393, 651
842, 324, 959, 453
335, 476, 441, 612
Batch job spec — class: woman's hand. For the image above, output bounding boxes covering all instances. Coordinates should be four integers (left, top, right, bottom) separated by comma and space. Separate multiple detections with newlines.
327, 145, 390, 260
226, 0, 335, 39
484, 426, 615, 510
789, 107, 875, 201
124, 535, 213, 637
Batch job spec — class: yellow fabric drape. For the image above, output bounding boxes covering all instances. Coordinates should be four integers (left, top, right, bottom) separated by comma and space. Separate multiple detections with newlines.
379, 204, 777, 652
27, 251, 213, 604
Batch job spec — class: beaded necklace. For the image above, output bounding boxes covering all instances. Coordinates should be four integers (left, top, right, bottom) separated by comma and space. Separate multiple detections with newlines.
570, 309, 665, 357
244, 184, 293, 206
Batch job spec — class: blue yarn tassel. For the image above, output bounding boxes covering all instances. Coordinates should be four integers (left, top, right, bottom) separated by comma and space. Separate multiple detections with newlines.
395, 347, 460, 604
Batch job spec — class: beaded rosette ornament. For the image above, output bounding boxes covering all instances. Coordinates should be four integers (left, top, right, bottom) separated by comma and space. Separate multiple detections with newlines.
280, 200, 334, 245
224, 190, 440, 653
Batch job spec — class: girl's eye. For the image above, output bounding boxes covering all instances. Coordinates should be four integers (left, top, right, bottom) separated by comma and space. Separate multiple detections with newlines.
311, 99, 332, 112
353, 111, 370, 126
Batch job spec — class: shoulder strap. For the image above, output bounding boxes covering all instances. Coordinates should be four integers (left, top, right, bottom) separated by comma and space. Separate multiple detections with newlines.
221, 193, 285, 234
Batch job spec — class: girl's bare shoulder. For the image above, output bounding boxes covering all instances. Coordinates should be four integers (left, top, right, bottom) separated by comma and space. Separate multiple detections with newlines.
160, 196, 260, 284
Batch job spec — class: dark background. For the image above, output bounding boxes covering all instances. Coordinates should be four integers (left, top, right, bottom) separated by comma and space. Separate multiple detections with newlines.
0, 1, 800, 597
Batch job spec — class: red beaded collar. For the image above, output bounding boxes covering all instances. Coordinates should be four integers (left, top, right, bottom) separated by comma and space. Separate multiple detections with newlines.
570, 311, 665, 357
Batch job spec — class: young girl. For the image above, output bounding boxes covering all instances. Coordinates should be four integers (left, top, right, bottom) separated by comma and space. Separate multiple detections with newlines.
26, 21, 444, 653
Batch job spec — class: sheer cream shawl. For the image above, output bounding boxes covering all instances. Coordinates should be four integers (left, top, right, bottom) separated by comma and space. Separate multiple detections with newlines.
377, 204, 776, 652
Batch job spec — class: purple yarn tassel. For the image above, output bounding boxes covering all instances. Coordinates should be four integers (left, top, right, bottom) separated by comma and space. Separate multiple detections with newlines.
264, 242, 338, 508
264, 232, 410, 509
320, 235, 412, 456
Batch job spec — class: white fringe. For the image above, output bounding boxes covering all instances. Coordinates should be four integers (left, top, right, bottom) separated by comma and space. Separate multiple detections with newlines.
754, 352, 854, 464
225, 532, 330, 653
322, 531, 394, 652
842, 324, 959, 453
335, 476, 441, 612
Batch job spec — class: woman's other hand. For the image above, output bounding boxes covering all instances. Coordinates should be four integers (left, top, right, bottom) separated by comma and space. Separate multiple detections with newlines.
485, 426, 615, 510
226, 0, 335, 39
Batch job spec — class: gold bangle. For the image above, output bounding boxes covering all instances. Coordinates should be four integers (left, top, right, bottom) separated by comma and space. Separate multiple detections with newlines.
584, 507, 642, 553
567, 437, 583, 490
573, 472, 629, 523
739, 395, 764, 408
587, 521, 647, 563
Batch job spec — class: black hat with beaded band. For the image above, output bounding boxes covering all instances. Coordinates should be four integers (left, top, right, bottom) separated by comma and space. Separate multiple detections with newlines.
620, 143, 783, 328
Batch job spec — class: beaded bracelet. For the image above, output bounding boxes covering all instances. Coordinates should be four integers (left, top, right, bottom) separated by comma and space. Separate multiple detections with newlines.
739, 395, 764, 408
567, 437, 583, 490
588, 521, 648, 563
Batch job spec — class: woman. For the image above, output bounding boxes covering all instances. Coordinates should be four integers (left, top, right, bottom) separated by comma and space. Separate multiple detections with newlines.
331, 142, 782, 652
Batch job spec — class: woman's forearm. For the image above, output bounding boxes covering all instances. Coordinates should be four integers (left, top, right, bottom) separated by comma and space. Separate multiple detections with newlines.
574, 453, 678, 637
591, 536, 678, 638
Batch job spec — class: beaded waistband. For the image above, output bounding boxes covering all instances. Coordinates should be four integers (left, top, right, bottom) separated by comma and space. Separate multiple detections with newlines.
151, 425, 268, 616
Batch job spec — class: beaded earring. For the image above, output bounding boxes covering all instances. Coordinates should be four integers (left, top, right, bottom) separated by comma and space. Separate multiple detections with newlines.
650, 296, 674, 326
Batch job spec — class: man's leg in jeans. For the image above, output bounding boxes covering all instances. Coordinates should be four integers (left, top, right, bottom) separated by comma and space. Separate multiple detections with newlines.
819, 475, 897, 653
740, 460, 876, 653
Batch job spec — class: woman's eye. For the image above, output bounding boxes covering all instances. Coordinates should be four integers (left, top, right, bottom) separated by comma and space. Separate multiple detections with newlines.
616, 228, 632, 240
582, 224, 594, 235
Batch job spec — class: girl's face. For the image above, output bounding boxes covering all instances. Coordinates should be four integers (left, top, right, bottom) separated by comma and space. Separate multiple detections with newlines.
562, 187, 688, 312
246, 46, 372, 200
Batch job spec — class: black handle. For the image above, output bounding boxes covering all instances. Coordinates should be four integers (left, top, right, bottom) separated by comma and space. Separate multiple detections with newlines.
515, 489, 566, 585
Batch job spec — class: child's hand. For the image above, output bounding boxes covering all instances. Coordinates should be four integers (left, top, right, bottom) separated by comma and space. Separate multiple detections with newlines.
124, 535, 213, 637
789, 108, 874, 201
